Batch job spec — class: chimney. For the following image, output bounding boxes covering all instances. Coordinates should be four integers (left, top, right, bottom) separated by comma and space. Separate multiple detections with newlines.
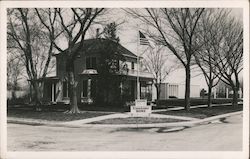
96, 28, 100, 38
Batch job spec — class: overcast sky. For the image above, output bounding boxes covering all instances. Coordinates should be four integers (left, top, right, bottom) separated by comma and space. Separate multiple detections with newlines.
45, 8, 242, 91
96, 8, 243, 90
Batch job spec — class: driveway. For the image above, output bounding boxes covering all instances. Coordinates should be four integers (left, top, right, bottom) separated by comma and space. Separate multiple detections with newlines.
7, 114, 242, 151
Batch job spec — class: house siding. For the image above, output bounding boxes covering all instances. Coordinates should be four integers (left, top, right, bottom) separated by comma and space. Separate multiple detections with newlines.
44, 39, 154, 104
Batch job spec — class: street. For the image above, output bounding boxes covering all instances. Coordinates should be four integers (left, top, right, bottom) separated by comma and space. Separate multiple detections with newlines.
7, 114, 242, 151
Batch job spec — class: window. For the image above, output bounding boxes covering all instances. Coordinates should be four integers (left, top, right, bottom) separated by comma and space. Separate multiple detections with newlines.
86, 58, 91, 69
86, 57, 97, 69
131, 62, 135, 70
92, 57, 97, 69
63, 81, 70, 98
82, 80, 88, 97
91, 80, 96, 98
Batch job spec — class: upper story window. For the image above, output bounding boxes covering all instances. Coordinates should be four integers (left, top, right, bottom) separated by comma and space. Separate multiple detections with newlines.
86, 57, 97, 69
131, 62, 135, 70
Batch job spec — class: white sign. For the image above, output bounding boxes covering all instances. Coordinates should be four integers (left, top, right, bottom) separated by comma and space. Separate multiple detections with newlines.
135, 99, 147, 107
130, 99, 152, 117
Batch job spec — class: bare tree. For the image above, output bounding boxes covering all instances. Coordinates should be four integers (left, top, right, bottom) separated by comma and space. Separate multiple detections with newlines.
194, 9, 231, 107
36, 8, 105, 113
143, 45, 174, 100
126, 8, 205, 110
7, 52, 24, 99
7, 8, 56, 109
211, 14, 243, 107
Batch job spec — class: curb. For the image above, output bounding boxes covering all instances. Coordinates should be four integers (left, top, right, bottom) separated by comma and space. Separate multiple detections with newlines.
7, 118, 83, 128
8, 111, 242, 129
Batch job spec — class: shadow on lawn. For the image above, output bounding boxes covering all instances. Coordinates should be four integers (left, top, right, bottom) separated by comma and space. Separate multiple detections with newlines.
8, 103, 130, 113
7, 105, 115, 122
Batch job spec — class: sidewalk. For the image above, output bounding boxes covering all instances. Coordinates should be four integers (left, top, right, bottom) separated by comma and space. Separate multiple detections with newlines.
62, 111, 241, 128
7, 107, 243, 128
62, 112, 200, 127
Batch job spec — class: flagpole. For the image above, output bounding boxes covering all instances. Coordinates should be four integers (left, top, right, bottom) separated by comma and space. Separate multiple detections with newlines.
137, 26, 140, 100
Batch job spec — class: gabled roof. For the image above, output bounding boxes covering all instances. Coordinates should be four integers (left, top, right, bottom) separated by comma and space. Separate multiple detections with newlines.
55, 38, 138, 59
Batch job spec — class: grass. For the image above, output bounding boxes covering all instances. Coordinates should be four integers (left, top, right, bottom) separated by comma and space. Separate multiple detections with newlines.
7, 103, 126, 122
157, 105, 243, 119
7, 109, 112, 122
155, 98, 242, 108
78, 104, 130, 112
90, 117, 187, 124
8, 103, 130, 113
7, 102, 243, 122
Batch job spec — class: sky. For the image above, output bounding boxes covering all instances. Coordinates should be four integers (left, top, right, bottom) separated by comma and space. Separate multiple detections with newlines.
19, 8, 243, 90
96, 8, 243, 90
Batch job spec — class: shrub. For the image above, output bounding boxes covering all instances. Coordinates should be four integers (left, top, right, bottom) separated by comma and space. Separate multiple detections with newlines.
155, 98, 241, 107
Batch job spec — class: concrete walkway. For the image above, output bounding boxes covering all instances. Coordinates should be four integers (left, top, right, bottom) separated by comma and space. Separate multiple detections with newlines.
71, 111, 242, 128
63, 113, 128, 125
62, 112, 199, 127
64, 104, 238, 126
7, 103, 243, 129
8, 110, 243, 129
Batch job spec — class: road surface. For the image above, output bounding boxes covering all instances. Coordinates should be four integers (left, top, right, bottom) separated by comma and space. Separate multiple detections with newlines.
7, 114, 242, 151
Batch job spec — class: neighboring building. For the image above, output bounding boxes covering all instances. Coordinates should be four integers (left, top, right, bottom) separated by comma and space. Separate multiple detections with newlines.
40, 39, 154, 105
215, 80, 243, 99
159, 83, 200, 99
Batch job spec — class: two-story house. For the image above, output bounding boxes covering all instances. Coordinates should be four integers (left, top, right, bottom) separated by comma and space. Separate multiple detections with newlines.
41, 38, 154, 105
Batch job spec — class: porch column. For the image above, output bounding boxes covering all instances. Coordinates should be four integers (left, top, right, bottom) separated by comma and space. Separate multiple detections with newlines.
29, 81, 32, 102
87, 78, 91, 100
226, 87, 229, 98
137, 80, 140, 100
120, 82, 123, 97
52, 83, 54, 102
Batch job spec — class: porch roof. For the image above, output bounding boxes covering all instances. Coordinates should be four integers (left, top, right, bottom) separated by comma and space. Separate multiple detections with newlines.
78, 69, 154, 81
79, 69, 98, 75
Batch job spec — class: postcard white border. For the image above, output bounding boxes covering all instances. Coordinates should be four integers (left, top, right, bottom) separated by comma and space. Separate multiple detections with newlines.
0, 1, 249, 159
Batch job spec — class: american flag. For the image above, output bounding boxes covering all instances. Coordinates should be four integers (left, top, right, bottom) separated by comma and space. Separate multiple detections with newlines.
139, 31, 150, 45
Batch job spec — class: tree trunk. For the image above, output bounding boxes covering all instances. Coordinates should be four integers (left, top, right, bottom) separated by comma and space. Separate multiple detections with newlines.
31, 81, 42, 111
157, 88, 160, 100
155, 84, 160, 100
11, 90, 16, 100
184, 66, 191, 111
65, 60, 80, 113
207, 85, 212, 108
232, 87, 238, 107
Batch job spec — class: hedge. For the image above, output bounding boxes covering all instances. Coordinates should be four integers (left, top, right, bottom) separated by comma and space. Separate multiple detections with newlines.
156, 98, 242, 108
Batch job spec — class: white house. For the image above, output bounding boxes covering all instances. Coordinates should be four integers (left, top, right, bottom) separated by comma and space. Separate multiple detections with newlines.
157, 83, 200, 99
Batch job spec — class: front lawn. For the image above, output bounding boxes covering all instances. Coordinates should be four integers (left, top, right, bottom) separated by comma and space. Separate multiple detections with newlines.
8, 103, 130, 113
157, 105, 243, 119
90, 117, 187, 124
7, 109, 112, 122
